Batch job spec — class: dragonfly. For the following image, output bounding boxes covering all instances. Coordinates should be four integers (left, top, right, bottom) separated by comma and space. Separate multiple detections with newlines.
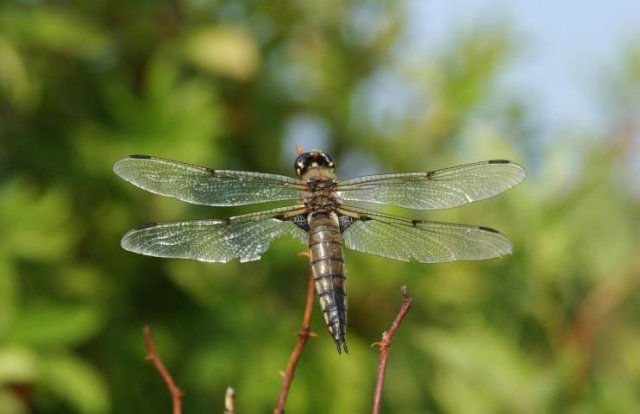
114, 150, 525, 353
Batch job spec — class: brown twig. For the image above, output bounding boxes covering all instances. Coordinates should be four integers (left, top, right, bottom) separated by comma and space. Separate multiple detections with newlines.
274, 273, 317, 414
224, 387, 235, 414
144, 325, 184, 414
371, 286, 412, 414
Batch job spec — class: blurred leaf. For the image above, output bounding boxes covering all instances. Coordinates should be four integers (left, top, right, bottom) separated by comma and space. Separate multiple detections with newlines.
0, 7, 110, 60
75, 56, 223, 174
184, 26, 260, 80
0, 180, 76, 261
0, 259, 17, 334
40, 354, 109, 414
56, 265, 106, 298
419, 323, 547, 413
0, 35, 36, 110
0, 391, 26, 414
9, 304, 103, 348
0, 345, 38, 384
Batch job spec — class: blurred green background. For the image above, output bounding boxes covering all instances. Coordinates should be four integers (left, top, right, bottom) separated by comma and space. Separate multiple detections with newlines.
1, 1, 639, 413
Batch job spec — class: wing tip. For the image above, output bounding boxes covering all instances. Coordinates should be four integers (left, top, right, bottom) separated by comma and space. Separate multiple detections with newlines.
120, 223, 158, 253
477, 225, 515, 258
489, 159, 527, 183
113, 154, 152, 175
500, 239, 514, 257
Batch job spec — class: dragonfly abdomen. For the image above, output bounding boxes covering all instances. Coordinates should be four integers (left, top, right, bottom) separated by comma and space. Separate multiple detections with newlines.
308, 213, 348, 354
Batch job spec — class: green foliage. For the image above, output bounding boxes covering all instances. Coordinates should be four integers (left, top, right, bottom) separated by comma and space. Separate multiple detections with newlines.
1, 1, 639, 413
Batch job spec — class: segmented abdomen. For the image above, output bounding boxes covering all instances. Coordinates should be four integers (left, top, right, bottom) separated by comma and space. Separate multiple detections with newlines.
308, 213, 348, 354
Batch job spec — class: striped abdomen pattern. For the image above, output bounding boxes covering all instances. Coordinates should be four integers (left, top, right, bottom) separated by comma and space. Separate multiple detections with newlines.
308, 212, 348, 354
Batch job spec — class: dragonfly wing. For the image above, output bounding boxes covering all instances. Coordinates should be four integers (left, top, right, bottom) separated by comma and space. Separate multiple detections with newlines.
339, 206, 513, 263
336, 160, 525, 210
121, 206, 308, 263
114, 155, 305, 206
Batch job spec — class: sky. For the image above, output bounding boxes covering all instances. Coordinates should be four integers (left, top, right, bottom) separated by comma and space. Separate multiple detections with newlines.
401, 0, 640, 194
282, 1, 640, 181
406, 0, 640, 134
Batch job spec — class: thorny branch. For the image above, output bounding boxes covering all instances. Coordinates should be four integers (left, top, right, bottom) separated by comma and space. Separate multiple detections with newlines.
274, 273, 317, 414
144, 325, 184, 414
371, 286, 412, 414
142, 280, 413, 414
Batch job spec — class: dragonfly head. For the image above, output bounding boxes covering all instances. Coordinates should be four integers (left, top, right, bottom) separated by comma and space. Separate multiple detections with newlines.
294, 151, 335, 178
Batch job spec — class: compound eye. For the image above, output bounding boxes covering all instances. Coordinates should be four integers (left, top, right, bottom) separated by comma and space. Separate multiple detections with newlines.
294, 156, 308, 177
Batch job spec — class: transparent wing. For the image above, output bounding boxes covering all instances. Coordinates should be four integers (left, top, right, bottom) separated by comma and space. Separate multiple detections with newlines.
339, 206, 513, 263
121, 206, 308, 263
114, 155, 306, 206
336, 160, 525, 210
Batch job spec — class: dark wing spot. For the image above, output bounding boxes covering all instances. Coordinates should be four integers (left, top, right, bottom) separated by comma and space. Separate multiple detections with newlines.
426, 170, 435, 178
205, 167, 217, 175
129, 154, 151, 159
411, 219, 420, 227
135, 222, 158, 230
488, 159, 510, 164
478, 226, 500, 233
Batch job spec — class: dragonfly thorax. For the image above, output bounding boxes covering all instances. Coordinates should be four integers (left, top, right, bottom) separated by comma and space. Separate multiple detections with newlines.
304, 179, 338, 213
